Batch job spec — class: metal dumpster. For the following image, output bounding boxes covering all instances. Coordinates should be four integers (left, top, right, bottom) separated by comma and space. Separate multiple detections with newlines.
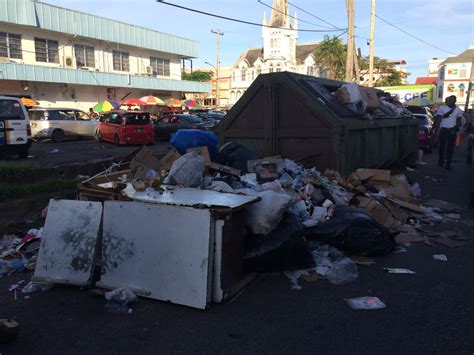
218, 72, 419, 174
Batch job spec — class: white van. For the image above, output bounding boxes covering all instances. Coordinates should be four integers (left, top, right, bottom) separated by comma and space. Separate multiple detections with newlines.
0, 96, 32, 158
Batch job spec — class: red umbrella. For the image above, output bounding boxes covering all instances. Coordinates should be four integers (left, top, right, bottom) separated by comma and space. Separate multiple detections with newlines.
121, 98, 146, 106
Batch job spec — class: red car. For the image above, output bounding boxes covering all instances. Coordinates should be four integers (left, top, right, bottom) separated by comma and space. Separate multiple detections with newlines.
96, 111, 155, 145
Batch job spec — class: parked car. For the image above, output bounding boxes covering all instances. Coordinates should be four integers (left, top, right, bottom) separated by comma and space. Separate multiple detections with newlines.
96, 110, 155, 145
153, 114, 214, 141
196, 110, 226, 121
28, 108, 97, 143
407, 106, 433, 120
0, 96, 32, 158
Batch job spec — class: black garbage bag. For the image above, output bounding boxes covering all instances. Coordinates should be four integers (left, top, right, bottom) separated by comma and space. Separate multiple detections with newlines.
216, 142, 261, 174
244, 213, 315, 272
302, 205, 396, 256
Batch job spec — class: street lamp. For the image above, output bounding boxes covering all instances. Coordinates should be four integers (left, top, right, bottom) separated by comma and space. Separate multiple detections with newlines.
205, 61, 218, 110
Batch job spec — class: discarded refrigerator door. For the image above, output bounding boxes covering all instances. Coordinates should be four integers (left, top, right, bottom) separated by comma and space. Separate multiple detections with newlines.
98, 201, 215, 310
32, 200, 103, 286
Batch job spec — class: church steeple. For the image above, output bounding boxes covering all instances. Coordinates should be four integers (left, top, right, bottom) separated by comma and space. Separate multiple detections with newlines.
263, 11, 267, 26
269, 0, 289, 28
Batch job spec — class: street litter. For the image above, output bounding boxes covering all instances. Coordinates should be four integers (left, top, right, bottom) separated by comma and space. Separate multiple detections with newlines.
0, 319, 19, 344
104, 287, 137, 314
49, 149, 59, 154
433, 254, 448, 262
9, 141, 463, 310
284, 270, 310, 290
384, 268, 416, 274
393, 246, 408, 253
345, 297, 386, 310
22, 281, 53, 293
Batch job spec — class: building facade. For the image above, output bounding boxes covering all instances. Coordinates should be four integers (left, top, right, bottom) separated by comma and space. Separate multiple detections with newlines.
185, 66, 232, 109
0, 0, 209, 111
228, 0, 321, 105
359, 60, 408, 86
436, 46, 474, 109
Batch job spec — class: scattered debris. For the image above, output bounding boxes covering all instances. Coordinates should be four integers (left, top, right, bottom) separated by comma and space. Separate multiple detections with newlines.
0, 319, 19, 344
384, 268, 416, 274
345, 296, 386, 310
433, 254, 448, 262
349, 256, 376, 266
49, 149, 59, 154
284, 270, 310, 290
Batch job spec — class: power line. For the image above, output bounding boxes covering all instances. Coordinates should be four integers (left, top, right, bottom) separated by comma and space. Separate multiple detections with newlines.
288, 0, 343, 30
156, 1, 344, 33
256, 0, 345, 30
376, 15, 452, 55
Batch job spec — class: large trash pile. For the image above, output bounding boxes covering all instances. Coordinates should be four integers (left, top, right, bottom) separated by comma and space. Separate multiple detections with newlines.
77, 132, 465, 277
1, 131, 467, 310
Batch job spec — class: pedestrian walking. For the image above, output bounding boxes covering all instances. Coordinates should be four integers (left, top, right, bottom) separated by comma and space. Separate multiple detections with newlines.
436, 95, 465, 170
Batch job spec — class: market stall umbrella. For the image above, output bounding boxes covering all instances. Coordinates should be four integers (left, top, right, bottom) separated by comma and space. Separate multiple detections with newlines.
20, 97, 39, 107
140, 95, 165, 106
183, 99, 203, 110
122, 98, 147, 107
93, 100, 120, 112
165, 98, 183, 108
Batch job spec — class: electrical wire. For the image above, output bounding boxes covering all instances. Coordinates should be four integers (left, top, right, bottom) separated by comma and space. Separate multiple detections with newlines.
287, 0, 343, 30
156, 1, 344, 33
256, 0, 345, 30
376, 15, 452, 55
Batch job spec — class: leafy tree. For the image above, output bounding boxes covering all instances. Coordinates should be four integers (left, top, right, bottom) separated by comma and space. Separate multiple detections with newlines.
182, 70, 212, 82
358, 56, 408, 86
313, 39, 407, 85
312, 35, 347, 80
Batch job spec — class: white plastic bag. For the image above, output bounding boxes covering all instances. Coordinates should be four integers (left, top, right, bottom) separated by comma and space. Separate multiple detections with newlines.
244, 190, 292, 235
163, 152, 205, 187
105, 287, 137, 306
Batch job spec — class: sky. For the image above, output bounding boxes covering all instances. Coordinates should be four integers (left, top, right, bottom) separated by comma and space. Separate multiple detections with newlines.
44, 0, 474, 83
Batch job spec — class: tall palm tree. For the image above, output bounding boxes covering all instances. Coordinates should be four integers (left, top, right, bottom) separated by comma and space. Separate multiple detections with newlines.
312, 36, 347, 80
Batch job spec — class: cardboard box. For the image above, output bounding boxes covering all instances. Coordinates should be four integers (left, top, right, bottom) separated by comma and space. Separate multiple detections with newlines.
247, 159, 279, 182
130, 147, 163, 180
159, 148, 181, 171
356, 169, 391, 183
187, 146, 211, 166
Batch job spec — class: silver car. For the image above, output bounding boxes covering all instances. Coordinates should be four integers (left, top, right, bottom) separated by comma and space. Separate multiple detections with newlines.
28, 108, 98, 142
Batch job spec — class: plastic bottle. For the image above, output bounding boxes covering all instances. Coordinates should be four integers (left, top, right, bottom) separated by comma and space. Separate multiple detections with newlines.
104, 302, 133, 315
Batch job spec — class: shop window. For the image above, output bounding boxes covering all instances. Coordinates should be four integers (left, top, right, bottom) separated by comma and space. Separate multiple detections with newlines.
35, 38, 58, 63
113, 51, 130, 72
74, 44, 95, 68
0, 32, 22, 59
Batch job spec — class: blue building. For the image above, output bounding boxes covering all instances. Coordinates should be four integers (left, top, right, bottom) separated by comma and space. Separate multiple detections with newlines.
0, 0, 210, 110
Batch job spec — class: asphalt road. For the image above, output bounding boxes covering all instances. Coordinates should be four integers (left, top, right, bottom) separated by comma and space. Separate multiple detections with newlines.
1, 138, 171, 167
1, 146, 474, 354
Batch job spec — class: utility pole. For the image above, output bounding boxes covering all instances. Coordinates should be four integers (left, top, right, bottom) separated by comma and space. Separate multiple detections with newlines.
211, 29, 224, 110
353, 45, 360, 84
368, 0, 376, 87
345, 0, 355, 82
